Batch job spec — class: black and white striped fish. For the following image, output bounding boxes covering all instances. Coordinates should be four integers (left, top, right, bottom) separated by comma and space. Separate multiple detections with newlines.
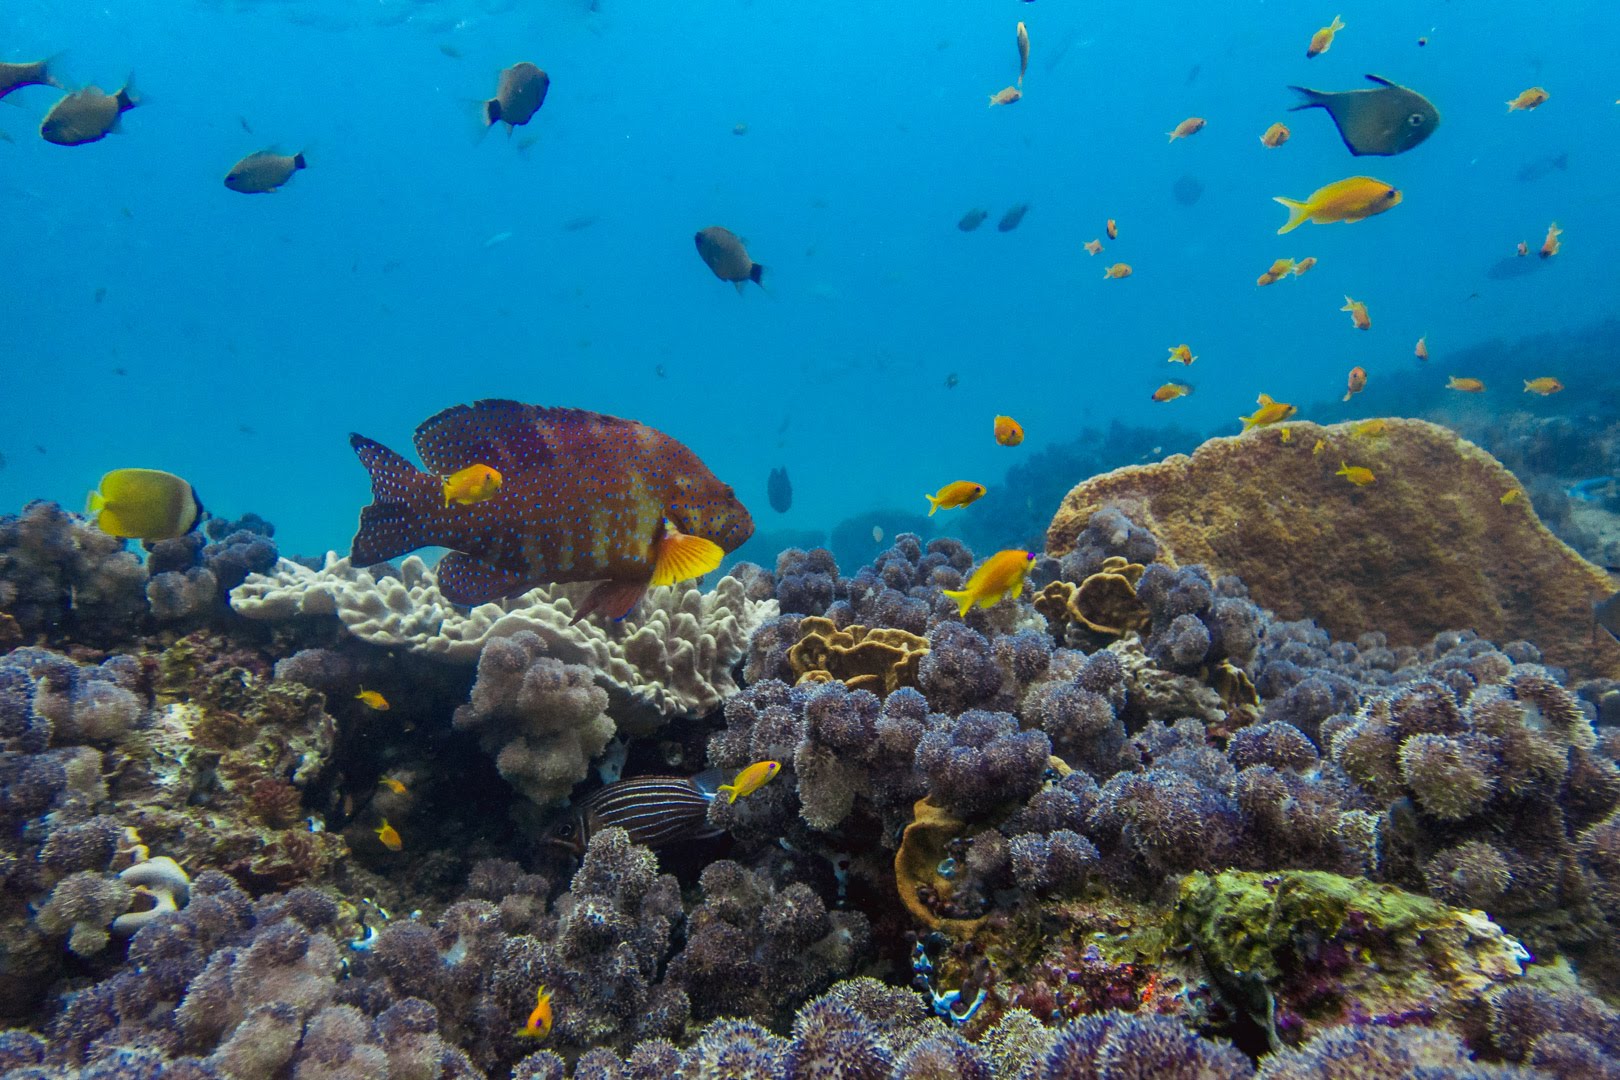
544, 770, 725, 855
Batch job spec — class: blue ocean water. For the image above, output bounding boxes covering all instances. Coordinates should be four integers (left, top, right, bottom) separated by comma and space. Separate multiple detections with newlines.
3, 0, 1617, 564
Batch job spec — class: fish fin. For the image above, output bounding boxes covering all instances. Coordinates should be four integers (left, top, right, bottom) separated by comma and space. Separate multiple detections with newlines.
690, 768, 724, 797
650, 527, 723, 586
925, 494, 940, 516
1010, 579, 1026, 601
717, 783, 739, 803
85, 490, 105, 515
352, 503, 419, 565
941, 588, 974, 618
1285, 86, 1329, 112
1363, 74, 1396, 88
1258, 393, 1275, 405
483, 98, 500, 126
733, 280, 746, 296
349, 434, 445, 564
293, 151, 307, 169
412, 399, 565, 475
1273, 196, 1311, 234
436, 552, 534, 605
116, 74, 139, 112
571, 579, 647, 624
749, 263, 764, 285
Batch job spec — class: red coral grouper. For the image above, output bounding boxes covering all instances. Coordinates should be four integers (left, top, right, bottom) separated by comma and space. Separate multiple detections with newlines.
349, 400, 753, 620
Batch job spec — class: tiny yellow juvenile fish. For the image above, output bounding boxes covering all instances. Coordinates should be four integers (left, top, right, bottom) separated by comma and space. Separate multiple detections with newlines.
1257, 258, 1295, 286
1292, 256, 1318, 276
994, 415, 1024, 446
1239, 393, 1297, 431
1500, 490, 1522, 505
1306, 14, 1345, 58
379, 777, 407, 795
1084, 239, 1103, 255
356, 688, 390, 710
1152, 382, 1193, 402
1336, 461, 1375, 486
926, 481, 986, 516
1274, 177, 1401, 234
1279, 427, 1293, 444
1351, 419, 1388, 438
1167, 116, 1206, 141
989, 86, 1022, 107
1341, 296, 1371, 330
1506, 87, 1548, 112
517, 985, 553, 1040
1106, 219, 1118, 240
1415, 336, 1428, 361
1260, 123, 1290, 148
1523, 377, 1564, 395
1343, 366, 1367, 401
1447, 376, 1485, 393
1312, 438, 1326, 456
1167, 344, 1196, 365
374, 819, 402, 851
942, 550, 1036, 617
1103, 262, 1132, 279
717, 761, 781, 803
442, 463, 502, 507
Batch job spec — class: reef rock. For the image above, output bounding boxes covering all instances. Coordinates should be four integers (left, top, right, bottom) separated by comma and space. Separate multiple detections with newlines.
1046, 419, 1620, 679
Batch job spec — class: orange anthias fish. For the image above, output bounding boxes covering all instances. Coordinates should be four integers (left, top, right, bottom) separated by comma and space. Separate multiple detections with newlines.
1341, 296, 1371, 330
1257, 258, 1295, 286
379, 776, 407, 795
1415, 336, 1429, 361
1167, 344, 1196, 365
1153, 382, 1193, 402
517, 985, 553, 1040
1239, 393, 1297, 431
1506, 87, 1548, 112
1260, 123, 1290, 148
442, 463, 502, 507
1306, 14, 1345, 58
356, 688, 390, 710
1274, 177, 1401, 234
1292, 256, 1318, 276
926, 481, 986, 516
1104, 263, 1132, 279
1447, 376, 1485, 393
1106, 219, 1118, 240
989, 86, 1022, 107
1336, 461, 1376, 486
1343, 366, 1367, 401
1084, 239, 1104, 255
942, 550, 1036, 617
349, 400, 754, 621
1167, 117, 1206, 142
1351, 419, 1387, 438
1540, 222, 1562, 259
374, 819, 402, 851
1524, 377, 1564, 395
717, 760, 780, 803
994, 415, 1024, 446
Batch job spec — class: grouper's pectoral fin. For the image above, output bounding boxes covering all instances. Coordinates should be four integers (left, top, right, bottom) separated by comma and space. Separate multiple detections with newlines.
570, 579, 647, 625
436, 552, 537, 606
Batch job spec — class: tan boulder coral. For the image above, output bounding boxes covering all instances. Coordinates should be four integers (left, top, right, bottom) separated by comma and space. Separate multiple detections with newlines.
1046, 419, 1620, 679
788, 616, 929, 695
231, 554, 776, 725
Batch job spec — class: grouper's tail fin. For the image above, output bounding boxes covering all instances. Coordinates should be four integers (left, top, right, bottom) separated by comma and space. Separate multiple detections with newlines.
349, 433, 439, 565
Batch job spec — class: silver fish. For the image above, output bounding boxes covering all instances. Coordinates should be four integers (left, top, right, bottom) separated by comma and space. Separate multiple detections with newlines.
544, 771, 723, 855
1288, 75, 1439, 157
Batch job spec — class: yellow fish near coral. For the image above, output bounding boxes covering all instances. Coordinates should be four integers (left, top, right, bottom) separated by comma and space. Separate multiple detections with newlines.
1351, 419, 1388, 438
1239, 393, 1297, 431
1447, 376, 1485, 393
85, 469, 204, 541
1336, 461, 1376, 486
374, 819, 403, 851
1312, 438, 1326, 456
442, 463, 502, 507
718, 761, 781, 803
356, 688, 390, 710
942, 550, 1036, 617
517, 985, 553, 1040
1524, 377, 1564, 396
926, 481, 986, 516
1500, 490, 1523, 505
1274, 177, 1401, 234
379, 777, 407, 795
994, 415, 1024, 446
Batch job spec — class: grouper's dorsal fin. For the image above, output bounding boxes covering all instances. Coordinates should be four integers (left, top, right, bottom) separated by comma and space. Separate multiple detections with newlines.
413, 399, 643, 477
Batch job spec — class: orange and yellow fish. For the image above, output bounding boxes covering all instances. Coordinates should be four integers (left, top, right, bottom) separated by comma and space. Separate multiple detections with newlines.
1106, 219, 1118, 240
1312, 438, 1326, 456
1167, 344, 1196, 365
1447, 376, 1485, 393
1275, 177, 1401, 234
942, 550, 1036, 617
994, 415, 1024, 446
1500, 490, 1522, 505
441, 463, 502, 507
1279, 427, 1293, 444
1540, 222, 1562, 259
989, 86, 1022, 107
379, 776, 407, 795
1257, 258, 1295, 286
517, 985, 553, 1040
1341, 296, 1371, 330
356, 688, 390, 710
1083, 239, 1103, 255
926, 481, 986, 516
1152, 383, 1193, 402
1292, 256, 1318, 276
1103, 263, 1132, 279
1167, 117, 1206, 142
374, 819, 402, 851
1239, 393, 1297, 431
717, 761, 781, 803
1343, 366, 1366, 401
1260, 123, 1290, 148
1524, 377, 1564, 395
1306, 14, 1345, 58
1336, 461, 1375, 487
1506, 87, 1548, 112
1351, 419, 1387, 438
1415, 336, 1428, 361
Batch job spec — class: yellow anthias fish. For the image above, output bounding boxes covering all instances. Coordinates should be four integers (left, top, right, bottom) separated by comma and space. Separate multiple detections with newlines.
1292, 256, 1318, 276
1152, 382, 1193, 402
926, 481, 986, 516
517, 985, 553, 1040
379, 776, 407, 795
374, 819, 403, 851
717, 760, 781, 803
1257, 257, 1296, 285
1260, 122, 1290, 148
942, 550, 1036, 618
1500, 490, 1522, 505
1447, 376, 1485, 393
1306, 14, 1345, 58
1352, 419, 1388, 438
1506, 87, 1548, 112
994, 415, 1024, 446
1084, 239, 1103, 255
85, 469, 204, 541
1341, 297, 1371, 330
1274, 177, 1401, 234
1239, 393, 1298, 431
1336, 461, 1376, 486
356, 688, 390, 710
442, 463, 503, 507
1312, 438, 1326, 456
1167, 344, 1196, 365
1103, 263, 1133, 279
1524, 377, 1564, 395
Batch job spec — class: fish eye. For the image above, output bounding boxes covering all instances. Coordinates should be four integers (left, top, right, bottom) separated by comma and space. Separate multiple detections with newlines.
555, 822, 575, 838
1407, 113, 1424, 126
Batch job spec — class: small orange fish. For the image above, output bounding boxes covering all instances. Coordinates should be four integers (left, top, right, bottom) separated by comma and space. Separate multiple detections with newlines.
989, 86, 1022, 107
1539, 222, 1562, 259
1447, 376, 1485, 393
1500, 490, 1522, 505
1506, 87, 1548, 112
517, 985, 553, 1040
1343, 366, 1366, 401
1516, 241, 1529, 257
1152, 382, 1193, 402
441, 463, 502, 507
1167, 117, 1206, 142
994, 415, 1024, 446
1257, 258, 1295, 286
1336, 461, 1375, 487
1415, 336, 1428, 361
1260, 123, 1290, 148
1523, 377, 1563, 395
356, 688, 390, 711
1239, 393, 1297, 431
1292, 256, 1318, 276
1306, 14, 1345, 58
1106, 219, 1118, 240
1351, 419, 1387, 438
926, 481, 986, 516
374, 818, 402, 851
1103, 263, 1132, 279
379, 776, 407, 795
942, 550, 1035, 617
1083, 239, 1103, 255
1341, 296, 1371, 330
717, 760, 781, 803
1167, 344, 1196, 365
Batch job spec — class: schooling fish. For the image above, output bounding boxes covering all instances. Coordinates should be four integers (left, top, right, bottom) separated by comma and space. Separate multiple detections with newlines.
350, 400, 751, 619
1524, 377, 1564, 396
0, 58, 57, 102
994, 415, 1024, 446
1260, 123, 1290, 148
767, 466, 792, 513
356, 688, 390, 710
1506, 87, 1548, 113
374, 819, 402, 851
957, 208, 988, 232
1274, 176, 1400, 234
1083, 239, 1103, 255
1306, 14, 1345, 58
1167, 344, 1196, 365
1152, 382, 1192, 402
86, 469, 204, 541
1289, 76, 1440, 157
695, 226, 765, 292
988, 86, 1021, 107
926, 481, 985, 516
543, 771, 725, 855
1166, 117, 1205, 142
997, 204, 1030, 232
1257, 258, 1295, 286
225, 149, 306, 194
486, 62, 549, 129
1336, 461, 1376, 486
1103, 263, 1132, 279
1341, 296, 1371, 330
1016, 22, 1029, 87
1343, 366, 1367, 401
1447, 376, 1485, 393
1292, 256, 1318, 276
1239, 393, 1297, 431
717, 761, 780, 803
942, 550, 1036, 617
41, 80, 139, 146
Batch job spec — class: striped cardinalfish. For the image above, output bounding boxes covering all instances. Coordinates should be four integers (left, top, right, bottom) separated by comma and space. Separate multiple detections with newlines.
544, 770, 725, 855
